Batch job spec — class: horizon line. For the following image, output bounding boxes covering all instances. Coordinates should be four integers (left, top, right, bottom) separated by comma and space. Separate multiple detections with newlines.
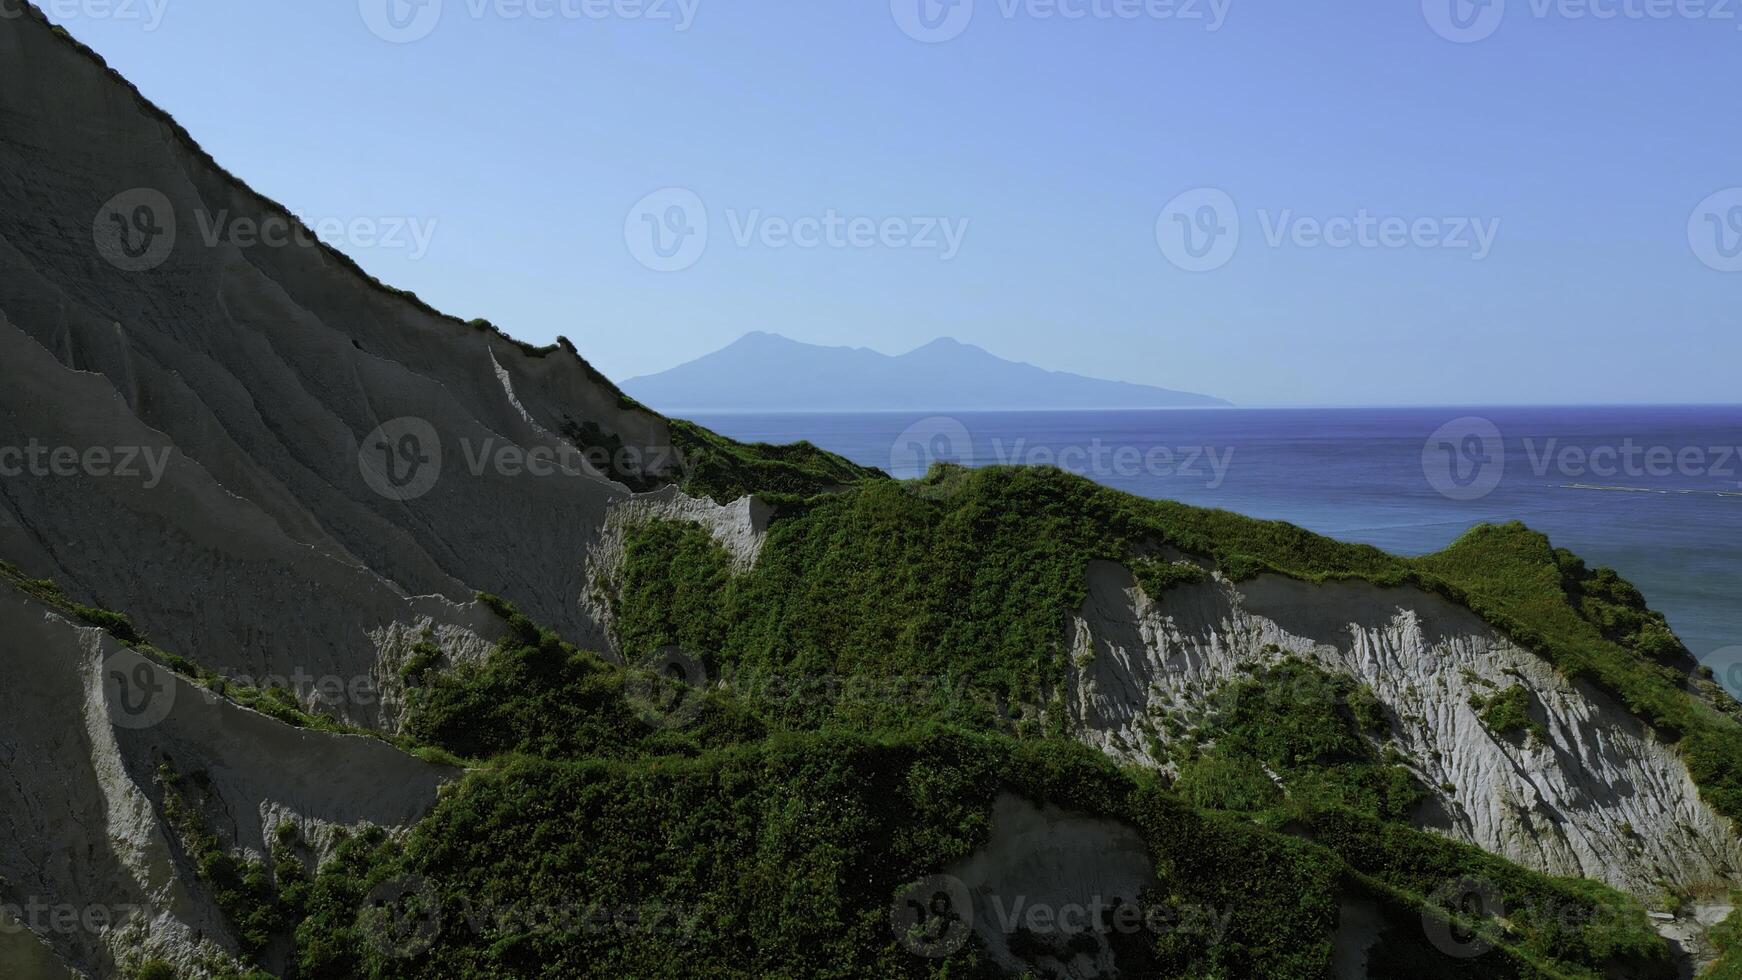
665, 402, 1742, 416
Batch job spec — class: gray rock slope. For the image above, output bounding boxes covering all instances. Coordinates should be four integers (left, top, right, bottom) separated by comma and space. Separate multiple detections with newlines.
0, 585, 459, 978
0, 7, 696, 723
0, 12, 788, 975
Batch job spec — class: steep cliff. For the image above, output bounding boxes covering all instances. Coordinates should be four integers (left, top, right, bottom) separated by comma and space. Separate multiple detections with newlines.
1066, 560, 1742, 896
0, 6, 867, 730
0, 584, 461, 978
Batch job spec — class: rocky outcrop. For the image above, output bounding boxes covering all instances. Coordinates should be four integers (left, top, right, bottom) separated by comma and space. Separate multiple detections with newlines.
580, 486, 773, 654
0, 6, 681, 721
1064, 559, 1742, 897
0, 13, 791, 973
941, 794, 1164, 979
0, 585, 459, 978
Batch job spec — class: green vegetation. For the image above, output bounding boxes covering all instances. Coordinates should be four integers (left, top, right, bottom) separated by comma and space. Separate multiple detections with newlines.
306, 588, 1660, 978
4, 450, 1730, 976
4, 551, 1677, 977
0, 558, 144, 642
292, 654, 1667, 978
1130, 556, 1209, 596
1470, 685, 1549, 744
1172, 660, 1426, 823
402, 593, 763, 762
132, 962, 177, 980
157, 767, 289, 961
1175, 752, 1281, 812
1706, 902, 1742, 979
665, 419, 884, 503
605, 464, 1742, 832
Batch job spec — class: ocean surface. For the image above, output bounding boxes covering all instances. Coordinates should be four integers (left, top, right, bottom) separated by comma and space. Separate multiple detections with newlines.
691, 406, 1742, 690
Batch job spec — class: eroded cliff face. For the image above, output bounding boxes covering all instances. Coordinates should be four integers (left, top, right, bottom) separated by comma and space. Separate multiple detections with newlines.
0, 587, 462, 978
0, 10, 775, 975
0, 7, 700, 725
1064, 558, 1742, 897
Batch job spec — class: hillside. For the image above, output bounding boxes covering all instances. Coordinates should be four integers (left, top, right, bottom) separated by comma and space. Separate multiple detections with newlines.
1, 6, 1739, 979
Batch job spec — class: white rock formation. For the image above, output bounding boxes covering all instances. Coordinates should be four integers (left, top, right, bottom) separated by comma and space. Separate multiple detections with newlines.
0, 586, 459, 978
1064, 559, 1742, 897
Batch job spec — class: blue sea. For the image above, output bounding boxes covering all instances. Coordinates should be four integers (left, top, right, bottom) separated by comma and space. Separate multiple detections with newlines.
692, 406, 1742, 690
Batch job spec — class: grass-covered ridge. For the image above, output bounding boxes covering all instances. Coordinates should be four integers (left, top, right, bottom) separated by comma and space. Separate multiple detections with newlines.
607, 463, 1742, 829
291, 616, 1672, 978
400, 592, 766, 762
665, 418, 886, 503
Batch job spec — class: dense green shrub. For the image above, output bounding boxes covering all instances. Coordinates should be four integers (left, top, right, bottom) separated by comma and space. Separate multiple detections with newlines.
401, 597, 762, 762
1130, 556, 1208, 596
1706, 903, 1742, 979
157, 768, 285, 962
1469, 685, 1548, 744
667, 419, 884, 502
1175, 753, 1281, 811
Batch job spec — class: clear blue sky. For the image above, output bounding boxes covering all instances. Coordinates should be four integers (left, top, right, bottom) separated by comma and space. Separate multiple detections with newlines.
44, 0, 1741, 406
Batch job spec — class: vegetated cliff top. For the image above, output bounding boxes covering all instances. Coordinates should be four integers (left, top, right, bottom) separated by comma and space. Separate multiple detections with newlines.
611, 462, 1742, 817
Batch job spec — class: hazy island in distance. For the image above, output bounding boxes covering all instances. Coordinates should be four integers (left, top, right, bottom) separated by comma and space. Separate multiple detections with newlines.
622, 331, 1232, 413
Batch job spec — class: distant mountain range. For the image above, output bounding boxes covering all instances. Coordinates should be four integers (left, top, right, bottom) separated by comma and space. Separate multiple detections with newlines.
622, 332, 1231, 412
